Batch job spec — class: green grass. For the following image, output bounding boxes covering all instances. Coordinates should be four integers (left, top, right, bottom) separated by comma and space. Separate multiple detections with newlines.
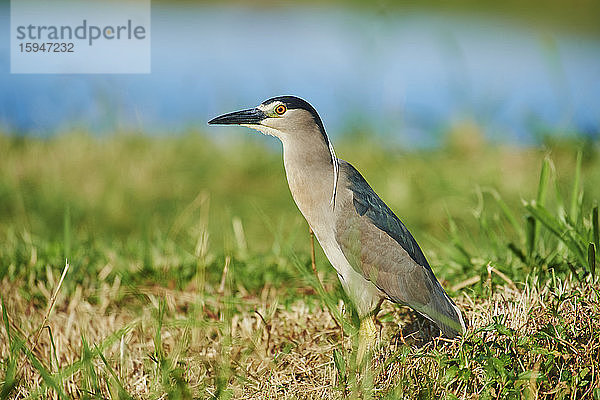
0, 130, 599, 398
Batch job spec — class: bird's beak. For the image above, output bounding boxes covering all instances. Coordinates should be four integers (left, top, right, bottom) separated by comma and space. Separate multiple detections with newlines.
208, 108, 267, 126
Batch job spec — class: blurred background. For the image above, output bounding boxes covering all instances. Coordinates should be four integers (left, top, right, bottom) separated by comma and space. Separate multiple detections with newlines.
1, 0, 599, 291
1, 0, 599, 144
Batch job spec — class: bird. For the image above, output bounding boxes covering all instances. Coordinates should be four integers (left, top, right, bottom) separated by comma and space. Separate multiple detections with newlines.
208, 95, 466, 363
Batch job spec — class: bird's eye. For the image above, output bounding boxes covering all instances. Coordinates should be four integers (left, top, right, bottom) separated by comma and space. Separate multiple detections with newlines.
275, 104, 287, 115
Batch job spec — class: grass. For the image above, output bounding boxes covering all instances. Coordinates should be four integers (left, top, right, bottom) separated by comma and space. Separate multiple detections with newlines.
0, 129, 599, 399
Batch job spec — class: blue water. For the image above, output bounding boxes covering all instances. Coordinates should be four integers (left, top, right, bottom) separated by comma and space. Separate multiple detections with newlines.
1, 4, 599, 146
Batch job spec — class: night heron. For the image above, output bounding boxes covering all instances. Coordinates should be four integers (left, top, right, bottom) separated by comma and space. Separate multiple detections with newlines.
208, 96, 465, 362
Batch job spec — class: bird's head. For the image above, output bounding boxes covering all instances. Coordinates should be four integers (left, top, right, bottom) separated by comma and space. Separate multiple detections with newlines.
208, 95, 328, 144
209, 95, 340, 206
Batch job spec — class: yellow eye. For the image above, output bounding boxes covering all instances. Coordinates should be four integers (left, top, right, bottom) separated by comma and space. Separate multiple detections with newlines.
275, 104, 287, 115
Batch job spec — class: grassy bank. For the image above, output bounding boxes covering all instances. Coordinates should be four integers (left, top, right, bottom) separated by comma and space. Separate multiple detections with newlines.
0, 131, 599, 398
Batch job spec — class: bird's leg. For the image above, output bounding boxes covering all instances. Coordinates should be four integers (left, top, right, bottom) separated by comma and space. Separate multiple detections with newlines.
309, 226, 317, 276
356, 315, 377, 366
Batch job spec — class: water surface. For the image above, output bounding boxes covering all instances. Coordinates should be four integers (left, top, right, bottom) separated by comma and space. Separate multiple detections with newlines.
1, 5, 599, 145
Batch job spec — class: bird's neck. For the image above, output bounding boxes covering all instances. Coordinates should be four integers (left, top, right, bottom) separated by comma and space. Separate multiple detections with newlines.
281, 137, 335, 229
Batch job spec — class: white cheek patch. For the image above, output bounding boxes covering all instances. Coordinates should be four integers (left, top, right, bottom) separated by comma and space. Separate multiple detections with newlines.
241, 124, 281, 138
257, 102, 277, 112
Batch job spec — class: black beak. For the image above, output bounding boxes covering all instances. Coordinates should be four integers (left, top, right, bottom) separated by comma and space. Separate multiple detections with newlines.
208, 108, 267, 125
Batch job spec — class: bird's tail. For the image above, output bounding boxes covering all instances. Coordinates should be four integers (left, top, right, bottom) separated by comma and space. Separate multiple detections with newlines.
419, 280, 466, 338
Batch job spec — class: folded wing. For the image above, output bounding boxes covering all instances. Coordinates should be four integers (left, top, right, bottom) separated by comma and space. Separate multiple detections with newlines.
335, 160, 465, 337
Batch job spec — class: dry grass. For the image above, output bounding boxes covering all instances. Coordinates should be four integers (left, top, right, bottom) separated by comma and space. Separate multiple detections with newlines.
1, 133, 599, 398
2, 269, 598, 399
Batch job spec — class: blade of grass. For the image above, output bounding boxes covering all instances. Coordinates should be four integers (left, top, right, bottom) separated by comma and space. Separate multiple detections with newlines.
588, 243, 596, 277
529, 157, 551, 259
526, 215, 536, 262
20, 341, 68, 399
27, 323, 139, 400
333, 348, 347, 388
593, 205, 599, 260
569, 150, 582, 223
11, 260, 71, 396
1, 298, 19, 400
537, 156, 551, 206
525, 202, 587, 266
446, 210, 472, 267
1, 297, 10, 343
81, 335, 101, 397
32, 260, 70, 349
154, 298, 166, 365
63, 206, 71, 263
45, 326, 63, 393
483, 188, 523, 241
96, 344, 133, 400
0, 342, 20, 400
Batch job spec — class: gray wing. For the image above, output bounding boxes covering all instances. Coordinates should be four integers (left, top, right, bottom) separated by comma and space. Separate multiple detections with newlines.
335, 160, 464, 337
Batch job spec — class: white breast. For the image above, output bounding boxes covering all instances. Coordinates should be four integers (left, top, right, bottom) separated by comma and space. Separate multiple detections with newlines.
315, 228, 383, 317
